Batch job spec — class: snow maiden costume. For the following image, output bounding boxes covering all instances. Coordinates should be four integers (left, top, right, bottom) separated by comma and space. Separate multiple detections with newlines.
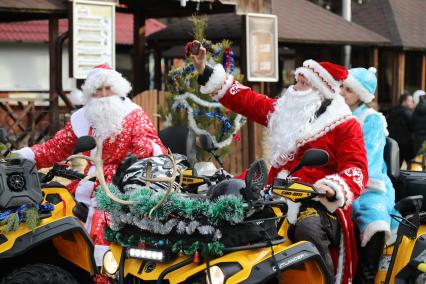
15, 64, 167, 264
343, 67, 399, 283
197, 59, 368, 284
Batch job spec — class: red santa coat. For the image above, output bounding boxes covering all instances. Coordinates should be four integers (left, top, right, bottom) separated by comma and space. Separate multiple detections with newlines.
201, 65, 368, 283
16, 98, 167, 263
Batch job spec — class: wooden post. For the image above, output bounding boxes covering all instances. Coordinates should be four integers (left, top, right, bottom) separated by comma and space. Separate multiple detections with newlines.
154, 41, 163, 91
372, 47, 379, 102
132, 9, 147, 97
421, 54, 426, 90
49, 17, 59, 136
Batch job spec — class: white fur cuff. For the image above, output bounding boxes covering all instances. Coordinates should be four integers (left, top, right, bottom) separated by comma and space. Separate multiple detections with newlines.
360, 220, 390, 247
365, 178, 386, 193
314, 174, 351, 213
211, 74, 234, 101
200, 64, 227, 95
14, 147, 36, 161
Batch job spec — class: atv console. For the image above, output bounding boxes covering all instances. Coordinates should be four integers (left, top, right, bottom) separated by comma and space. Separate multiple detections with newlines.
0, 158, 43, 209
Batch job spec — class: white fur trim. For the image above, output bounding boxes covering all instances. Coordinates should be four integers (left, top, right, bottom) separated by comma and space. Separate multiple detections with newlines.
295, 97, 353, 150
150, 140, 164, 156
69, 89, 85, 105
344, 74, 374, 103
295, 59, 339, 99
285, 199, 301, 225
365, 178, 386, 193
387, 227, 397, 246
200, 64, 228, 95
211, 74, 234, 101
14, 147, 35, 161
94, 245, 110, 266
335, 231, 345, 284
81, 68, 131, 104
314, 174, 352, 213
356, 108, 389, 137
277, 170, 289, 179
360, 220, 390, 247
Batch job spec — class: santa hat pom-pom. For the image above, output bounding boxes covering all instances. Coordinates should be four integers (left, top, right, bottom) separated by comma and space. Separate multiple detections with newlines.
69, 89, 84, 105
368, 67, 377, 74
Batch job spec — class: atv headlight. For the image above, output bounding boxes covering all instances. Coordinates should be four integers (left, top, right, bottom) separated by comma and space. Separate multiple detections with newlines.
127, 247, 165, 262
206, 266, 225, 284
103, 250, 118, 275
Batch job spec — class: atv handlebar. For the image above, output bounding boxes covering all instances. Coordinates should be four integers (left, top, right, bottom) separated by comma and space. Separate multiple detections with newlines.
40, 163, 87, 183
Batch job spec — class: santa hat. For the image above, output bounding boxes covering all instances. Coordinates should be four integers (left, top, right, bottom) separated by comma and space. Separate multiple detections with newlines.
81, 64, 132, 104
295, 59, 348, 99
343, 67, 377, 103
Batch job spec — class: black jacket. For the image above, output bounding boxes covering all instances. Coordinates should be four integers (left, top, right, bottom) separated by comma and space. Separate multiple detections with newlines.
412, 99, 426, 152
386, 106, 413, 145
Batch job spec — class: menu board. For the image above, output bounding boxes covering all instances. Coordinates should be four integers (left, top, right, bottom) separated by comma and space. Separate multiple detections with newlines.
72, 0, 115, 79
246, 13, 278, 82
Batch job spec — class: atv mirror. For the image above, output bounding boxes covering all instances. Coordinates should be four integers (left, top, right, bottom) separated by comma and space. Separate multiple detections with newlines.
0, 128, 8, 144
199, 134, 217, 152
287, 148, 329, 177
73, 136, 96, 154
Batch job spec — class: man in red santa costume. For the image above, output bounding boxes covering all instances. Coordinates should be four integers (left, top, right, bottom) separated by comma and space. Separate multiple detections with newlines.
190, 44, 368, 283
15, 64, 167, 265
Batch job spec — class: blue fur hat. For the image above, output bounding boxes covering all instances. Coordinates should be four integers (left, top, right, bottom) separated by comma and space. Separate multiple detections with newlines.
344, 67, 377, 103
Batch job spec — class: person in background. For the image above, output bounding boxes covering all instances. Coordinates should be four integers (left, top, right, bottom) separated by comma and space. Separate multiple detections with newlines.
341, 67, 399, 283
386, 93, 415, 165
412, 94, 426, 154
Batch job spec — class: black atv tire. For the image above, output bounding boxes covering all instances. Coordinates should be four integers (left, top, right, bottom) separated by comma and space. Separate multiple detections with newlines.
0, 263, 79, 284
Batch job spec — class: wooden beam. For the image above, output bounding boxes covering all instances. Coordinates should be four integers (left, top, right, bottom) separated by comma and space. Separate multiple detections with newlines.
49, 16, 59, 136
132, 9, 147, 96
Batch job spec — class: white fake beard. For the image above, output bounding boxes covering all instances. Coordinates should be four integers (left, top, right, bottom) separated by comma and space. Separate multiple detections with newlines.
267, 86, 322, 168
84, 96, 128, 140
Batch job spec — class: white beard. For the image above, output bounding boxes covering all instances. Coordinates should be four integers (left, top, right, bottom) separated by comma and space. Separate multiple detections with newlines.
84, 96, 129, 140
267, 86, 322, 168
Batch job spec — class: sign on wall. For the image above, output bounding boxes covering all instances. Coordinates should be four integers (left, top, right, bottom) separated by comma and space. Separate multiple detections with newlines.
246, 13, 278, 82
71, 0, 115, 79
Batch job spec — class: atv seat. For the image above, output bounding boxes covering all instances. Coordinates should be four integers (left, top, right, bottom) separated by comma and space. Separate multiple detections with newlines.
159, 126, 196, 166
384, 137, 400, 182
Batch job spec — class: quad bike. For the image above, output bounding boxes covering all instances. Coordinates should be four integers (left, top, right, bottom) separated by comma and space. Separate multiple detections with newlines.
0, 129, 97, 283
70, 135, 335, 284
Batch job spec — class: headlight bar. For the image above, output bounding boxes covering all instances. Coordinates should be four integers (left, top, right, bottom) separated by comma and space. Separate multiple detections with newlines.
127, 247, 165, 262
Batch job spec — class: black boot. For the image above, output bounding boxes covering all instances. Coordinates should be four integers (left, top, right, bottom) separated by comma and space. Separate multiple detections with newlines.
354, 231, 385, 284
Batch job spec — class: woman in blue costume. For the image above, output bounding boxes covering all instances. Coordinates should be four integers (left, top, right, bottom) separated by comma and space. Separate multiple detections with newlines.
341, 67, 399, 283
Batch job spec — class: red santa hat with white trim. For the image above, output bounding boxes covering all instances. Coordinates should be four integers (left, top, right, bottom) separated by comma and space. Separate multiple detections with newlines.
81, 64, 132, 104
295, 59, 348, 99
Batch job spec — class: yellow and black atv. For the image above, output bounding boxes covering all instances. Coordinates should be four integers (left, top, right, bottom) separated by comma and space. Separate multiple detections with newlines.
269, 146, 426, 284
70, 135, 333, 284
0, 129, 97, 284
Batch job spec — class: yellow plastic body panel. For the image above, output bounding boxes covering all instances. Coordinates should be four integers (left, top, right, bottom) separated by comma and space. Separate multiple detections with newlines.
375, 225, 426, 284
110, 240, 328, 284
0, 187, 95, 276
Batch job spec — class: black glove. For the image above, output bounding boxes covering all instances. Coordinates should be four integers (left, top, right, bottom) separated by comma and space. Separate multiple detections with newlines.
112, 153, 138, 189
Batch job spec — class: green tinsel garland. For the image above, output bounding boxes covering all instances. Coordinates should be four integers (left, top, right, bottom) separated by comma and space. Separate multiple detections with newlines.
95, 184, 245, 225
104, 228, 225, 256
